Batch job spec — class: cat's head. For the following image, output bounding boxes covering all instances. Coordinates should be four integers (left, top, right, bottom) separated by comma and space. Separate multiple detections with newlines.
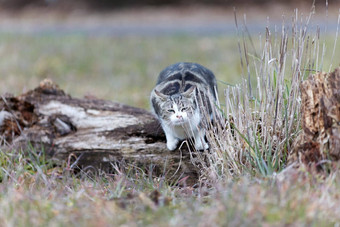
153, 86, 198, 126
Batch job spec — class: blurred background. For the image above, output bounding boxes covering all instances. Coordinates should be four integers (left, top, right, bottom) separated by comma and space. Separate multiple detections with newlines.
0, 0, 338, 10
0, 0, 339, 108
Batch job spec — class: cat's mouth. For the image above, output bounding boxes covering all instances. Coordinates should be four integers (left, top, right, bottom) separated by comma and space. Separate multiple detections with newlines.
171, 119, 187, 126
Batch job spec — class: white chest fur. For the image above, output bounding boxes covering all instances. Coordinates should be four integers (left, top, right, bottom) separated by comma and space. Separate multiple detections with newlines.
160, 108, 208, 150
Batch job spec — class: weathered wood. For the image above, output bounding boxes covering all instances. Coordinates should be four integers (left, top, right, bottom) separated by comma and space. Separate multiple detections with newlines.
0, 79, 199, 183
290, 68, 340, 165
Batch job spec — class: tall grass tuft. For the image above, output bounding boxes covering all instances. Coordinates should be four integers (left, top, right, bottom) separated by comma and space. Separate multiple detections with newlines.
195, 4, 337, 182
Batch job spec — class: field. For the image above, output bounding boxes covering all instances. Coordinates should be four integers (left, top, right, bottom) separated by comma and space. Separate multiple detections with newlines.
0, 34, 243, 108
1, 5, 340, 226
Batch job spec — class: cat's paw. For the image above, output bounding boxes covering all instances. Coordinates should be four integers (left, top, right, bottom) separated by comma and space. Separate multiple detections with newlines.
194, 140, 209, 151
166, 139, 179, 151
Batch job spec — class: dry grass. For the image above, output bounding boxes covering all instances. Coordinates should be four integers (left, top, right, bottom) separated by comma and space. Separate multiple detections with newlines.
0, 147, 340, 226
198, 5, 340, 181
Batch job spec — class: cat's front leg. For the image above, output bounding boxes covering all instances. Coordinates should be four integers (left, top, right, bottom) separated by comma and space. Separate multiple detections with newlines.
165, 134, 179, 150
193, 129, 209, 151
162, 126, 179, 150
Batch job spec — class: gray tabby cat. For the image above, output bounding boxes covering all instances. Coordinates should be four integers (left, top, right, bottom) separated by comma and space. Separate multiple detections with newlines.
150, 62, 217, 151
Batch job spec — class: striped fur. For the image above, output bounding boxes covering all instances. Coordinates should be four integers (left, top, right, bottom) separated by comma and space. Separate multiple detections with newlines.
150, 62, 217, 151
156, 62, 217, 99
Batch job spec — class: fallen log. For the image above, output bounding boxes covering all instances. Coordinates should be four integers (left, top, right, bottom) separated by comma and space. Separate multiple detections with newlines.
0, 79, 199, 183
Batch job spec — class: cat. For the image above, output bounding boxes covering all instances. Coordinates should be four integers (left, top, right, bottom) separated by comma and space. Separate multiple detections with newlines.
150, 62, 217, 151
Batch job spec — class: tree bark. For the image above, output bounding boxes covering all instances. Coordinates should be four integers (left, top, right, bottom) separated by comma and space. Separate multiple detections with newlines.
0, 79, 199, 184
290, 68, 340, 166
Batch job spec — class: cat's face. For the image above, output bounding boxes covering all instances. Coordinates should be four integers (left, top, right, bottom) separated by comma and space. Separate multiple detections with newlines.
160, 95, 197, 126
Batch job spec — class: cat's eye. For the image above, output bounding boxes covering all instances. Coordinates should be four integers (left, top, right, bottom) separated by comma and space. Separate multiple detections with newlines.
181, 107, 189, 112
167, 109, 175, 113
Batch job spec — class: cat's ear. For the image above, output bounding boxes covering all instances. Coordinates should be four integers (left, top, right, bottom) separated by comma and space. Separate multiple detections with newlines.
182, 85, 196, 97
154, 89, 168, 100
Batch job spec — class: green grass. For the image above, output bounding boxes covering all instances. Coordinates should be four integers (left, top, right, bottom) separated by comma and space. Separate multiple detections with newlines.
0, 33, 242, 108
1, 32, 338, 109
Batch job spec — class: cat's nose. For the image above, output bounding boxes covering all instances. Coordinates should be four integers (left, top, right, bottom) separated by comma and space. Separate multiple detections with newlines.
176, 115, 182, 119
